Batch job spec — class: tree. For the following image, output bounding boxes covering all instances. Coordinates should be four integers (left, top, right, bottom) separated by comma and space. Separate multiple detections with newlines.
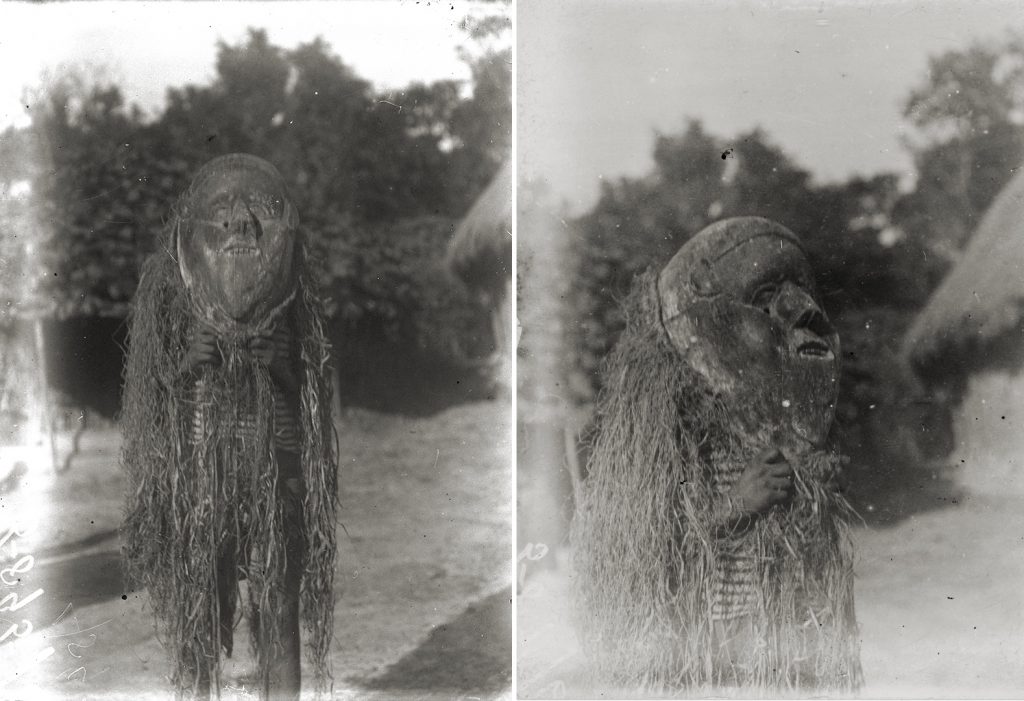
567, 123, 837, 399
5, 26, 508, 317
896, 33, 1024, 256
1, 20, 509, 413
21, 73, 152, 317
565, 120, 936, 408
446, 0, 512, 214
447, 46, 512, 213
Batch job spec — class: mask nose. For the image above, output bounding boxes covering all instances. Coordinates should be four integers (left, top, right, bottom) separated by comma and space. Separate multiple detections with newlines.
771, 282, 834, 337
225, 199, 263, 241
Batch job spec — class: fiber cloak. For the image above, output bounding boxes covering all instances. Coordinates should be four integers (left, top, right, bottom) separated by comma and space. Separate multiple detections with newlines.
121, 235, 338, 698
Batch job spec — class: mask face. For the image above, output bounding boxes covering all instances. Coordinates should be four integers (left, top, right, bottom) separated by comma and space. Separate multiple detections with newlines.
177, 155, 297, 328
658, 218, 840, 447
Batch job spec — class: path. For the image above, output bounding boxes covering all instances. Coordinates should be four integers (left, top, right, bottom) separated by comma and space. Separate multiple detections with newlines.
517, 464, 1024, 698
1, 400, 513, 700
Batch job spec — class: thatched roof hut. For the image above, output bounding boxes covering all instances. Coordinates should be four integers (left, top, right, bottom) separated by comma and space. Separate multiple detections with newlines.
446, 160, 513, 300
902, 167, 1024, 494
903, 168, 1024, 380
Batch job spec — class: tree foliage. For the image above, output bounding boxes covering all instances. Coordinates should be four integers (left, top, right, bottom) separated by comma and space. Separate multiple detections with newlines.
895, 32, 1024, 257
552, 34, 1024, 516
18, 74, 155, 316
566, 122, 930, 402
561, 124, 953, 510
562, 33, 1024, 409
0, 25, 509, 353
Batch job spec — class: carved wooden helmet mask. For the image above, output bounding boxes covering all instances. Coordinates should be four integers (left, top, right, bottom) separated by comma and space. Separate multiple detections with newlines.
657, 217, 840, 447
176, 154, 299, 333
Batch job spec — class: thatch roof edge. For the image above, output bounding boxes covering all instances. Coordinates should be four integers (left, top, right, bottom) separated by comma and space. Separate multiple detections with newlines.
904, 298, 1024, 380
446, 161, 513, 291
903, 167, 1024, 378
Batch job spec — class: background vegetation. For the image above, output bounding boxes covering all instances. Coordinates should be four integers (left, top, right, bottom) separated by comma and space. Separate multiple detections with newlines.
0, 13, 511, 416
545, 33, 1024, 510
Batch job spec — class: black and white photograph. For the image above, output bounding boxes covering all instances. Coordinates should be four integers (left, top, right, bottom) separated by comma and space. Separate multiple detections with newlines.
9, 0, 1024, 698
517, 0, 1024, 698
0, 1, 512, 699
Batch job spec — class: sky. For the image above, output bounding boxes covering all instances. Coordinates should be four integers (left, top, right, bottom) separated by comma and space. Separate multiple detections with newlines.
3, 0, 1022, 216
519, 0, 1024, 214
0, 0, 495, 129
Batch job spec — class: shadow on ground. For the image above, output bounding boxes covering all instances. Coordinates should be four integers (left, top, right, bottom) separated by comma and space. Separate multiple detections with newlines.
334, 323, 499, 418
846, 459, 963, 528
357, 587, 512, 696
33, 529, 120, 561
12, 548, 127, 635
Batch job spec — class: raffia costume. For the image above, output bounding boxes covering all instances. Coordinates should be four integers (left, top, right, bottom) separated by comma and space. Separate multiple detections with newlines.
571, 217, 862, 693
121, 154, 337, 698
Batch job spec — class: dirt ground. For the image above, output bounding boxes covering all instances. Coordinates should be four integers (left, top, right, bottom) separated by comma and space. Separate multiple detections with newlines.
0, 399, 513, 700
516, 462, 1024, 699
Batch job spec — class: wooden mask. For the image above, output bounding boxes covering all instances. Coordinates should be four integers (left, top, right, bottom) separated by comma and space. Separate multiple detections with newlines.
658, 217, 840, 447
176, 154, 298, 333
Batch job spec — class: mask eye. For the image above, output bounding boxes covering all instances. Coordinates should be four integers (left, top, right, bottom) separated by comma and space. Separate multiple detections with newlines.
205, 196, 231, 222
750, 285, 776, 315
246, 193, 281, 219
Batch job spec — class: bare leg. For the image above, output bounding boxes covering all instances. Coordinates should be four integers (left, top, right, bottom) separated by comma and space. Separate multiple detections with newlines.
712, 615, 756, 687
184, 565, 237, 700
267, 565, 301, 700
188, 643, 214, 701
266, 458, 305, 701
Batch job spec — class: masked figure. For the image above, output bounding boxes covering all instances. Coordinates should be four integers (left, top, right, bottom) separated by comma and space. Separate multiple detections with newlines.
571, 217, 861, 693
121, 154, 337, 700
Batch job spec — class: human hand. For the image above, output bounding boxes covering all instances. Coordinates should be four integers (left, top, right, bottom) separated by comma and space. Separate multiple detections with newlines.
183, 323, 221, 372
248, 330, 278, 369
731, 447, 793, 515
248, 329, 299, 393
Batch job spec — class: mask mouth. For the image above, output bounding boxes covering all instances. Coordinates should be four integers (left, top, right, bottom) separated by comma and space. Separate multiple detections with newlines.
793, 329, 834, 360
221, 242, 261, 257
